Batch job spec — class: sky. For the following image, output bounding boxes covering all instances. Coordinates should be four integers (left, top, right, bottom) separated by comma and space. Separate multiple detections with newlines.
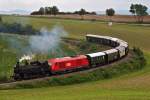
0, 0, 149, 14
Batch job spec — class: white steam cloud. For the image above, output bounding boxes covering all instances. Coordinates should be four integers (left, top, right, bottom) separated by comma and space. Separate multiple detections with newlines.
6, 25, 68, 57
29, 25, 68, 54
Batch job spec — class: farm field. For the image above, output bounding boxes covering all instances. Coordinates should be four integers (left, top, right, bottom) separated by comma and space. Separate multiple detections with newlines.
0, 15, 150, 99
27, 14, 150, 23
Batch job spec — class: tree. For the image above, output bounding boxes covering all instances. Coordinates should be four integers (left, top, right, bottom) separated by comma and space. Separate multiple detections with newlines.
91, 12, 96, 15
45, 7, 49, 15
39, 7, 45, 15
31, 11, 40, 15
130, 4, 136, 16
48, 7, 53, 15
79, 8, 86, 20
0, 16, 2, 22
45, 7, 53, 15
51, 6, 59, 16
106, 8, 115, 21
129, 4, 148, 23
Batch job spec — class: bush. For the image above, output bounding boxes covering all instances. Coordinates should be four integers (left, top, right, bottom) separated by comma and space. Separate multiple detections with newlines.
0, 22, 39, 35
133, 47, 146, 67
0, 72, 9, 83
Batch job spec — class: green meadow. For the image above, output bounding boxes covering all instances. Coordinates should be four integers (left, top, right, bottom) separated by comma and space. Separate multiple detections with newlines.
0, 15, 150, 100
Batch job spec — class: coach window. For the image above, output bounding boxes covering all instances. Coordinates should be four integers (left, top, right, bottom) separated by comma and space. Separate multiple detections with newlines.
96, 57, 99, 61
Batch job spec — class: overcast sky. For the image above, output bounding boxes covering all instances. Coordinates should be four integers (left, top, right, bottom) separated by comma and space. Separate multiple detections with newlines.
0, 0, 149, 14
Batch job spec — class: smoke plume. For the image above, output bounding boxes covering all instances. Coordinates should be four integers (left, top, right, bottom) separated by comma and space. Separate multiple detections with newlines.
29, 25, 68, 54
5, 25, 68, 58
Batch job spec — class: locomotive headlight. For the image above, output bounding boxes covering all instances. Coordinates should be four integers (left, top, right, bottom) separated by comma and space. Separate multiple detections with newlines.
66, 63, 71, 67
48, 62, 52, 66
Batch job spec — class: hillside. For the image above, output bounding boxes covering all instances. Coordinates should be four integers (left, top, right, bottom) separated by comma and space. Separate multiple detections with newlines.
0, 16, 150, 99
0, 52, 149, 100
2, 15, 150, 51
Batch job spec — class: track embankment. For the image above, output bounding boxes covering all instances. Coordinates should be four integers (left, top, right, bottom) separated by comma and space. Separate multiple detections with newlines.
0, 51, 133, 90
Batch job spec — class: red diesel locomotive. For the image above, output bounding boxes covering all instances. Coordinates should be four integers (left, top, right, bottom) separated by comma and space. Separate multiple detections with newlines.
48, 55, 89, 74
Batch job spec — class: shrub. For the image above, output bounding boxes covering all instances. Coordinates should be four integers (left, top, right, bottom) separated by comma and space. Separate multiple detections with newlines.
0, 22, 39, 35
0, 72, 9, 83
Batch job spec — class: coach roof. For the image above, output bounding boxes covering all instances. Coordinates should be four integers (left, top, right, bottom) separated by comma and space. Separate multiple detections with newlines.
87, 34, 118, 41
86, 52, 105, 57
103, 49, 118, 54
86, 34, 109, 39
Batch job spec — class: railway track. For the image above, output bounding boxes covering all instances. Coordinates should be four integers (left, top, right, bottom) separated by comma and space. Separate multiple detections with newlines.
0, 34, 130, 88
0, 52, 132, 87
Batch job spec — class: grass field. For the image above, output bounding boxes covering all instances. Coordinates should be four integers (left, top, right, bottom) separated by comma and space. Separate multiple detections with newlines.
2, 15, 150, 51
0, 15, 150, 99
0, 52, 150, 100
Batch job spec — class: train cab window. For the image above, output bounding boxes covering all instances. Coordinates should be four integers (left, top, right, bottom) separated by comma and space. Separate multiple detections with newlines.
77, 59, 82, 64
55, 62, 58, 66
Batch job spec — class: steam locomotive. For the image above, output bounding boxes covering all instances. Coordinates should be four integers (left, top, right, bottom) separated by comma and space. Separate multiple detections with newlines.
13, 34, 129, 80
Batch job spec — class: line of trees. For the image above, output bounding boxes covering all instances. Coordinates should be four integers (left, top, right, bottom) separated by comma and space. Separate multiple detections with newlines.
30, 7, 96, 17
31, 4, 149, 23
31, 6, 59, 16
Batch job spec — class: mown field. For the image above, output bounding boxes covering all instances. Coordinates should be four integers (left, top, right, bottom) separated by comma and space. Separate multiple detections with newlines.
28, 14, 150, 23
0, 15, 150, 100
